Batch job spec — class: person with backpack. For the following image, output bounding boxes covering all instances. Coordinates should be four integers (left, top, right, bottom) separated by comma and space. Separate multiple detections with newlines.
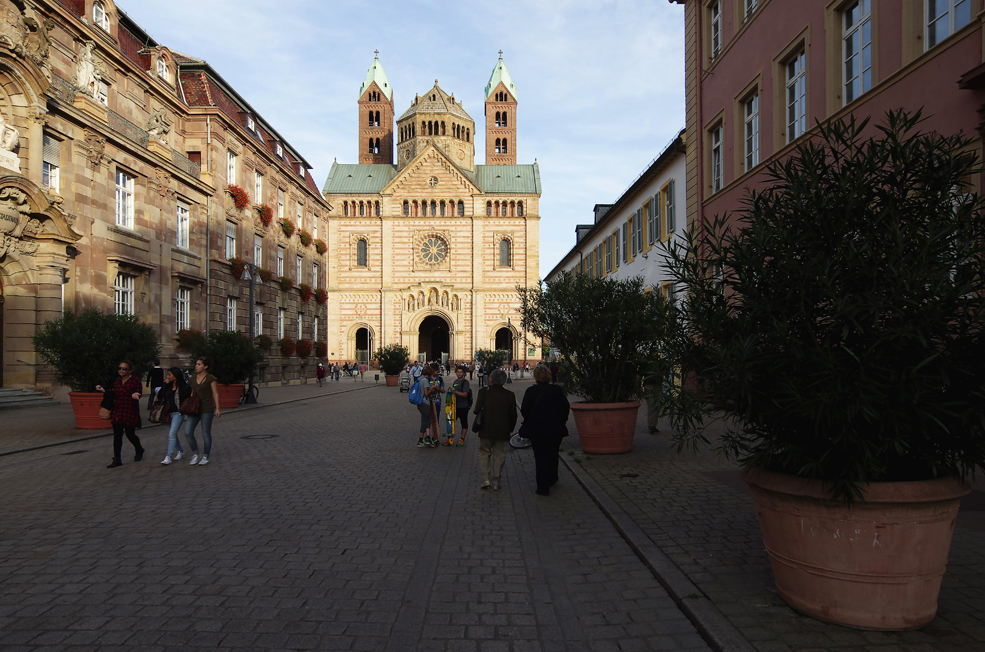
446, 365, 472, 447
411, 365, 441, 448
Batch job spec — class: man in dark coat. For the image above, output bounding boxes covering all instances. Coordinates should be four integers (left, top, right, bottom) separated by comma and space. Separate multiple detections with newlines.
519, 364, 571, 495
146, 360, 164, 409
472, 369, 517, 491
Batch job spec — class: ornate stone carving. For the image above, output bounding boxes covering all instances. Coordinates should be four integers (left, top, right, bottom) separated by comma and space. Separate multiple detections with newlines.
0, 109, 19, 151
29, 104, 47, 125
72, 40, 101, 98
79, 129, 109, 166
0, 187, 39, 261
146, 108, 171, 139
1, 4, 53, 72
152, 167, 173, 198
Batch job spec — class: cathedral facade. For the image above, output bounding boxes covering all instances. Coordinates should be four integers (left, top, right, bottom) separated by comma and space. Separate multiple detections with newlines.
322, 55, 540, 366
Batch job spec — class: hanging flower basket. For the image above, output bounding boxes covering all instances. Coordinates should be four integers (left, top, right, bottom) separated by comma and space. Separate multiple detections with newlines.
296, 339, 312, 358
298, 229, 313, 247
278, 275, 294, 291
314, 239, 327, 255
297, 283, 313, 302
315, 341, 327, 358
228, 256, 246, 279
279, 218, 296, 238
314, 288, 328, 304
257, 267, 273, 283
227, 184, 251, 210
278, 336, 296, 357
256, 204, 273, 226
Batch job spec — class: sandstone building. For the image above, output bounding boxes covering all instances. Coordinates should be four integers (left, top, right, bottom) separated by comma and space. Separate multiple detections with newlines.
0, 0, 328, 392
322, 55, 540, 365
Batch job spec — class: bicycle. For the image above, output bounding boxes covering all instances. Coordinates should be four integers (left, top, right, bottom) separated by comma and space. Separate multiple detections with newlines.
239, 384, 259, 404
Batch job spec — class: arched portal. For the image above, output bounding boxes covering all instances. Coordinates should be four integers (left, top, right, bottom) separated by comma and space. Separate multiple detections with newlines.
495, 327, 513, 364
355, 327, 371, 365
419, 314, 450, 364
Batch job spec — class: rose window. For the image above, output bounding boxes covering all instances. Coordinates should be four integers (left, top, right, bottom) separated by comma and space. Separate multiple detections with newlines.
420, 237, 448, 264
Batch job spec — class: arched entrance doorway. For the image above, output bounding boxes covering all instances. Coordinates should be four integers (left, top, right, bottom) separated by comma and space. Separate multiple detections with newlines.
355, 327, 371, 365
419, 314, 450, 363
495, 327, 513, 364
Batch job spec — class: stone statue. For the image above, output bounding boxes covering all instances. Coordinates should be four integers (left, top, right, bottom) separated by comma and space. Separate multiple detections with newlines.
146, 108, 171, 139
73, 40, 99, 97
0, 110, 19, 151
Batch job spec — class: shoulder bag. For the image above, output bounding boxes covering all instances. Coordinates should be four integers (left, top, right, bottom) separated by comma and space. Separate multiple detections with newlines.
179, 391, 201, 416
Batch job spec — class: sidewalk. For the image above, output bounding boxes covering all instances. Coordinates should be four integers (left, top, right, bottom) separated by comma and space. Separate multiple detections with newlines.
0, 375, 381, 457
559, 402, 985, 652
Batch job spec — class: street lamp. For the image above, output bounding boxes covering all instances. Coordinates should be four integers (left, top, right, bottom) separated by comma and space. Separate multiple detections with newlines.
241, 261, 263, 404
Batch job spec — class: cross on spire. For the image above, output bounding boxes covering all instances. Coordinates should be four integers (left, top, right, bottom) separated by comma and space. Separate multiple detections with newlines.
374, 49, 379, 56
498, 50, 503, 58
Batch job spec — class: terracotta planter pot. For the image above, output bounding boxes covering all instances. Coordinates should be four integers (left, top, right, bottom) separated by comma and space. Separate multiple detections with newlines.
68, 391, 110, 430
216, 383, 245, 409
742, 467, 971, 630
385, 375, 399, 386
570, 401, 640, 454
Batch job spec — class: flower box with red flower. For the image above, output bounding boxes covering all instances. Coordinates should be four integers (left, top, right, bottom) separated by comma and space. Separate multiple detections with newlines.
315, 341, 327, 358
298, 229, 313, 247
227, 184, 251, 210
256, 204, 273, 226
176, 328, 205, 349
297, 283, 313, 302
228, 256, 246, 279
278, 336, 296, 356
314, 239, 327, 255
296, 339, 313, 358
279, 218, 296, 238
278, 275, 294, 291
257, 267, 273, 283
256, 334, 273, 350
314, 288, 328, 304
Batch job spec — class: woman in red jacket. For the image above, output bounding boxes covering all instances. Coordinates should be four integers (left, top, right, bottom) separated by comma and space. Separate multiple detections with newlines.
96, 360, 144, 468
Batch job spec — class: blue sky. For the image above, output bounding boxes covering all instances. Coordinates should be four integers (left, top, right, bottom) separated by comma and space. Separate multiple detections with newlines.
119, 0, 685, 278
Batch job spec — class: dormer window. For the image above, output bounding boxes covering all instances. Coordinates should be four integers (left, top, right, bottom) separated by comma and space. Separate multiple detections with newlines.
275, 142, 283, 156
247, 115, 255, 131
298, 164, 304, 177
93, 1, 110, 31
156, 58, 169, 82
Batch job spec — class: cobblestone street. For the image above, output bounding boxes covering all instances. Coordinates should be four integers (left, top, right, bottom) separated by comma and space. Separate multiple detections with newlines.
0, 380, 710, 651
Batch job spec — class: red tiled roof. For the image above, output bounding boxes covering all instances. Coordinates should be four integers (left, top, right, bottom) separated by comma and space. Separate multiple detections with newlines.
54, 0, 84, 17
118, 25, 144, 68
179, 72, 213, 107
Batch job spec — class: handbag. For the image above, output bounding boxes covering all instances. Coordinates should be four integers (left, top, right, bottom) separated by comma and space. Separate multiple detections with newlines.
179, 393, 201, 416
98, 389, 114, 420
161, 409, 172, 425
472, 407, 485, 433
148, 403, 164, 423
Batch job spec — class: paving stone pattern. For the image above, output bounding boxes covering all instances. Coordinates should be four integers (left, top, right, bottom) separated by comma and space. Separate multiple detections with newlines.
0, 383, 711, 651
564, 414, 985, 652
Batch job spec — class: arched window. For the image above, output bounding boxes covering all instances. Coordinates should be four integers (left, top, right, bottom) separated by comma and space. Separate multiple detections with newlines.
430, 200, 437, 216
368, 111, 374, 126
499, 239, 511, 266
368, 137, 374, 153
375, 201, 381, 217
466, 129, 470, 142
412, 201, 418, 217
495, 138, 501, 154
375, 111, 380, 126
495, 111, 501, 127
374, 138, 380, 154
501, 203, 508, 217
440, 201, 446, 217
458, 201, 465, 216
359, 202, 365, 216
486, 201, 492, 216
502, 141, 508, 154
517, 201, 524, 216
441, 122, 446, 136
421, 121, 426, 135
509, 201, 515, 216
426, 122, 432, 136
93, 0, 109, 31
502, 112, 508, 127
344, 202, 349, 217
357, 239, 368, 266
403, 201, 409, 216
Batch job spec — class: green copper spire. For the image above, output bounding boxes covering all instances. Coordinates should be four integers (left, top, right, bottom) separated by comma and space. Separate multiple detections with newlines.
484, 51, 517, 101
359, 51, 392, 101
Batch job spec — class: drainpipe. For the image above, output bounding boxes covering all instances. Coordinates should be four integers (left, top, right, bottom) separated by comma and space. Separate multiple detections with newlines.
205, 116, 212, 333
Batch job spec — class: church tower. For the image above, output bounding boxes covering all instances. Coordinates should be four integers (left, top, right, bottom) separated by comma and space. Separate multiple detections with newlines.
484, 53, 517, 165
358, 52, 394, 165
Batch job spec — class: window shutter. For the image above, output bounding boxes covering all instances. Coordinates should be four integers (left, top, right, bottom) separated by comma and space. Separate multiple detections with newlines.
654, 193, 662, 241
667, 179, 676, 232
614, 231, 620, 267
648, 196, 656, 244
622, 223, 627, 262
43, 134, 60, 165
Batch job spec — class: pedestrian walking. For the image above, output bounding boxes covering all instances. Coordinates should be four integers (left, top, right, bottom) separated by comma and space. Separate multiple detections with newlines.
145, 359, 164, 409
184, 357, 221, 466
519, 364, 570, 496
96, 360, 144, 469
473, 369, 517, 491
316, 363, 326, 387
449, 365, 472, 446
415, 365, 440, 448
157, 367, 189, 465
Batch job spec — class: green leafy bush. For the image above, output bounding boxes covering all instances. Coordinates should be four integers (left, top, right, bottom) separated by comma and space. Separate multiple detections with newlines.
190, 330, 264, 385
661, 110, 985, 502
33, 310, 161, 391
474, 348, 508, 371
374, 343, 410, 376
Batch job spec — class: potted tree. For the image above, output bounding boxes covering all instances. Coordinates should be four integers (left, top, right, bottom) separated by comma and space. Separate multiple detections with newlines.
519, 273, 671, 453
190, 330, 264, 409
374, 343, 410, 386
660, 110, 985, 630
32, 310, 161, 429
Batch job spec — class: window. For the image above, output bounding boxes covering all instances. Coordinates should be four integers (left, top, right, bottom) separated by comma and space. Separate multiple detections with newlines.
247, 115, 255, 131
666, 179, 677, 233
175, 287, 190, 331
621, 223, 628, 263
115, 170, 134, 229
275, 142, 283, 157
278, 189, 285, 218
93, 1, 109, 31
634, 209, 644, 254
114, 272, 135, 316
403, 201, 410, 216
177, 202, 190, 249
313, 316, 319, 344
595, 245, 603, 277
927, 0, 972, 49
42, 134, 60, 194
226, 150, 237, 184
297, 202, 303, 226
605, 237, 613, 272
312, 217, 318, 240
156, 58, 169, 82
711, 125, 724, 192
296, 255, 303, 281
486, 202, 492, 216
501, 203, 508, 217
278, 309, 285, 339
357, 239, 368, 266
312, 262, 319, 286
225, 221, 236, 259
254, 306, 262, 336
711, 2, 722, 59
226, 297, 237, 330
744, 0, 757, 19
96, 81, 108, 107
517, 202, 524, 216
499, 239, 511, 266
786, 50, 807, 143
277, 246, 285, 276
344, 202, 350, 217
375, 202, 381, 217
254, 170, 263, 203
254, 234, 263, 266
744, 94, 760, 171
458, 201, 465, 216
649, 195, 659, 245
843, 1, 872, 105
297, 312, 303, 339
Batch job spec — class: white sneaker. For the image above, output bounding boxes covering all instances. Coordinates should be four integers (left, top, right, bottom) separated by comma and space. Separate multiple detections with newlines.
174, 451, 184, 461
189, 453, 199, 465
160, 456, 172, 465
197, 455, 209, 466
